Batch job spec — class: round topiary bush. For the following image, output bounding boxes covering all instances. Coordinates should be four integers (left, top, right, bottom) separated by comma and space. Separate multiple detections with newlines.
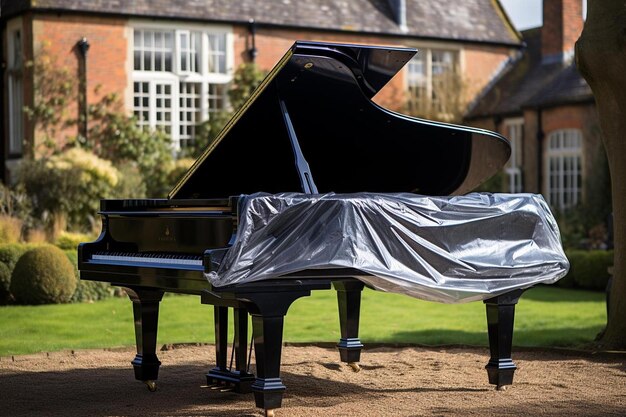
10, 245, 76, 305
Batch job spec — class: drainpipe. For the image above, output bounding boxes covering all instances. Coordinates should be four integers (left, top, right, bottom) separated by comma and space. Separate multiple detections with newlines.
76, 37, 90, 141
248, 19, 257, 62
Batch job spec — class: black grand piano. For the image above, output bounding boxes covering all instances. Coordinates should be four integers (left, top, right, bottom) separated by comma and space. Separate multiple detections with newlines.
79, 41, 525, 416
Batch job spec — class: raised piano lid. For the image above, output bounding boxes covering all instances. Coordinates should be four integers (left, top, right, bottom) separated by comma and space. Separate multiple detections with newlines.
169, 41, 510, 199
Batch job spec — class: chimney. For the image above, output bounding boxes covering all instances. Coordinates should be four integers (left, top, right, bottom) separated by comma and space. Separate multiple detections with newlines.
541, 0, 584, 63
388, 0, 407, 32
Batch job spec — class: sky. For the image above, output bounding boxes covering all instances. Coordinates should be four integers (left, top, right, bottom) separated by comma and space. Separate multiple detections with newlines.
499, 0, 542, 30
499, 0, 587, 31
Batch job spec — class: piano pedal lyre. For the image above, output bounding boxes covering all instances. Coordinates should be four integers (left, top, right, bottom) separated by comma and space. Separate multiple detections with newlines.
144, 380, 157, 392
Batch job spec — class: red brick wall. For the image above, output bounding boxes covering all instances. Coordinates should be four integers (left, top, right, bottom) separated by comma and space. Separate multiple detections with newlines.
463, 45, 513, 103
31, 14, 127, 150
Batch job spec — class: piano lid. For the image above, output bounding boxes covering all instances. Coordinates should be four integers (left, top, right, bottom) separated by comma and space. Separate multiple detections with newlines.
169, 41, 510, 200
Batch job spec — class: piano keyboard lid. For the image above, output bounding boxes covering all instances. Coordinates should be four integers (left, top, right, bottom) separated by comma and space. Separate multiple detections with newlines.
169, 41, 511, 200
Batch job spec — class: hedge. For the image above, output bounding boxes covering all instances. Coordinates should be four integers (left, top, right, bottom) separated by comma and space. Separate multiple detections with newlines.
66, 249, 113, 302
559, 250, 614, 291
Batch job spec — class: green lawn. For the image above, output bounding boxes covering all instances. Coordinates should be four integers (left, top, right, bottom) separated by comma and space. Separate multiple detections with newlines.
0, 286, 606, 356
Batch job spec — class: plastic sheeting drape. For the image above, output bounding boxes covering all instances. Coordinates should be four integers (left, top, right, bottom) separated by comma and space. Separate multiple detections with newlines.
206, 193, 569, 303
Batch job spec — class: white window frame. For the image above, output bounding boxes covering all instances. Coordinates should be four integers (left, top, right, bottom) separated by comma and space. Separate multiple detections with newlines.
504, 118, 524, 193
7, 19, 24, 156
405, 43, 462, 115
129, 21, 233, 151
545, 129, 583, 210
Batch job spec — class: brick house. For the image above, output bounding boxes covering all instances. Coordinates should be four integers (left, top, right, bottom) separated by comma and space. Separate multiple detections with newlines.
465, 0, 600, 214
0, 0, 522, 182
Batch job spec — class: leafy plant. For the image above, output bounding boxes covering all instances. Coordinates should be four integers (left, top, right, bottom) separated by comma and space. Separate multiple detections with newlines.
405, 70, 469, 123
55, 231, 96, 251
23, 42, 76, 156
182, 63, 268, 158
229, 63, 268, 111
18, 148, 120, 234
79, 90, 174, 197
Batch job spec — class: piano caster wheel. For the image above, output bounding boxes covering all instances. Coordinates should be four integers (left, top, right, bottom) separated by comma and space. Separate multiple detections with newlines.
496, 385, 508, 391
347, 362, 361, 373
264, 409, 275, 417
144, 380, 157, 392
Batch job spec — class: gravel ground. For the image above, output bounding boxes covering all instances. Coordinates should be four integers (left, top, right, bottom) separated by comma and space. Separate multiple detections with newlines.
1, 344, 625, 416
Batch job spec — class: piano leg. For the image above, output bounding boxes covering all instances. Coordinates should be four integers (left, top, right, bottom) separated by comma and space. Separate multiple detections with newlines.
233, 307, 255, 392
333, 280, 364, 372
125, 287, 164, 391
246, 289, 313, 413
483, 289, 524, 390
206, 306, 255, 393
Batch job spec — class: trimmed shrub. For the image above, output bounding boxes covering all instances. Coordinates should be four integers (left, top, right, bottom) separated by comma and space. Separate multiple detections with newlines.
562, 250, 614, 291
0, 243, 39, 301
56, 231, 95, 251
10, 245, 76, 305
64, 249, 112, 302
0, 243, 37, 270
0, 261, 11, 304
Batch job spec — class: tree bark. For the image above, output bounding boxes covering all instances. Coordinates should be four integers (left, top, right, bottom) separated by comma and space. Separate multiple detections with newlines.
576, 0, 626, 348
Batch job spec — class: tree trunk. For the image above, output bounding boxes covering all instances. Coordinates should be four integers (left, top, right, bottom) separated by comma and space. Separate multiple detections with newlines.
576, 0, 626, 348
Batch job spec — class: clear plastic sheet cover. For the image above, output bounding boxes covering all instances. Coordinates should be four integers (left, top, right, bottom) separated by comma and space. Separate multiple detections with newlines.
206, 193, 569, 303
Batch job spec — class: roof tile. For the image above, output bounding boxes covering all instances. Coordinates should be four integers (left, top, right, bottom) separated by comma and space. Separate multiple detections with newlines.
2, 0, 521, 46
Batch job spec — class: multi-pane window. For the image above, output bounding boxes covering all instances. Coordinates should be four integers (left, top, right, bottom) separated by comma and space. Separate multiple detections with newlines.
546, 129, 583, 210
133, 82, 150, 130
8, 28, 24, 155
504, 119, 524, 193
178, 31, 200, 73
208, 84, 228, 113
406, 48, 458, 115
208, 34, 227, 74
154, 83, 173, 135
179, 82, 201, 146
132, 27, 231, 150
431, 50, 455, 112
133, 30, 174, 72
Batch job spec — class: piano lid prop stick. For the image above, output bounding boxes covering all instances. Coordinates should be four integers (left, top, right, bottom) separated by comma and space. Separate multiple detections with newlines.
279, 98, 319, 194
